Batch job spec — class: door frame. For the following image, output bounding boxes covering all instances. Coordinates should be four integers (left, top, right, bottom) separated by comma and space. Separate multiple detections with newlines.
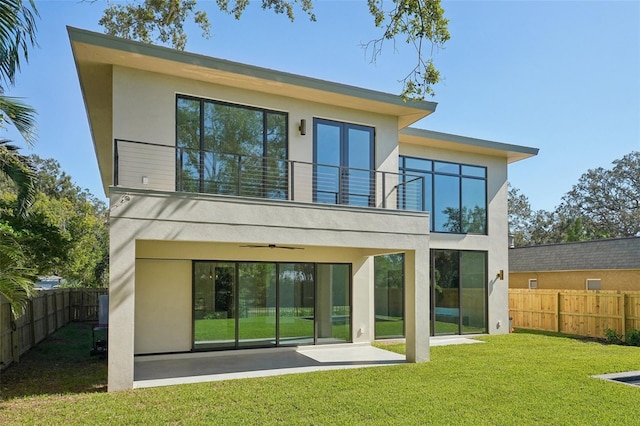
312, 118, 375, 206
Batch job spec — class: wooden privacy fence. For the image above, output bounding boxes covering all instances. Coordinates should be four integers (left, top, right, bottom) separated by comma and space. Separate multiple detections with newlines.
509, 289, 640, 339
0, 288, 107, 372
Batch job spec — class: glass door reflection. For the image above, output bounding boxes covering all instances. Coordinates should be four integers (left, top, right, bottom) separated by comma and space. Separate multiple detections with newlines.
278, 264, 314, 345
193, 262, 236, 350
238, 263, 277, 348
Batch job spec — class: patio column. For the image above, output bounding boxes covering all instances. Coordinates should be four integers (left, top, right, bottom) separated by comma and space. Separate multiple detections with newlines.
108, 223, 136, 391
405, 244, 430, 363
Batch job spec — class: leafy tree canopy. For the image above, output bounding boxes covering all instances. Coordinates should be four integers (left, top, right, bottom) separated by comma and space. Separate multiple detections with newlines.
509, 151, 640, 247
97, 0, 449, 100
0, 156, 109, 287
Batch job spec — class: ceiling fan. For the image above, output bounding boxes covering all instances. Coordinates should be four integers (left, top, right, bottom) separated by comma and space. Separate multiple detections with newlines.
239, 243, 304, 250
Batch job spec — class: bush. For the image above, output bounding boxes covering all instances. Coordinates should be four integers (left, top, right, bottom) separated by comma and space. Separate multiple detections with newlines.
604, 328, 624, 345
626, 328, 640, 346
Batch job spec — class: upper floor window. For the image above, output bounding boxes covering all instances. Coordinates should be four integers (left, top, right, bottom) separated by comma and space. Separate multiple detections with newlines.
399, 156, 487, 234
313, 118, 375, 207
176, 95, 288, 199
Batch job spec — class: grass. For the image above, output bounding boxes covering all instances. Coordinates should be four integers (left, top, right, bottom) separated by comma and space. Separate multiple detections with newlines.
1, 327, 639, 425
194, 317, 349, 342
0, 322, 107, 399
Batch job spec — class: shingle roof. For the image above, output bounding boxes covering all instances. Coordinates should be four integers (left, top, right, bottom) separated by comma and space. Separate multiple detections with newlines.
509, 237, 640, 272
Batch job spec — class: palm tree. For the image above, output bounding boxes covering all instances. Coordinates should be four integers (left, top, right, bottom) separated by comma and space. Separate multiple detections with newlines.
0, 0, 39, 145
1, 139, 35, 216
0, 224, 35, 315
0, 0, 39, 314
0, 0, 38, 214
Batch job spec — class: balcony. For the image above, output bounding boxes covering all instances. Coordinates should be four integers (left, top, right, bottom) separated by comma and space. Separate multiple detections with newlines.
114, 139, 425, 211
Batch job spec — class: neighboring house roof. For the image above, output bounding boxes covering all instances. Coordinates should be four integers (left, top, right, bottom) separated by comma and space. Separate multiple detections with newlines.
509, 237, 640, 272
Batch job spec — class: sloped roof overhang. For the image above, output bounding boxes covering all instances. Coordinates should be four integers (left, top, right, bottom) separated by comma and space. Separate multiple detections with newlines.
68, 27, 438, 194
400, 127, 539, 164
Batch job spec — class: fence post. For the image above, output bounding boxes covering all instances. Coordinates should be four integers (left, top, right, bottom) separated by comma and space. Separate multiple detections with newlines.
11, 310, 19, 364
28, 298, 35, 347
43, 293, 49, 338
53, 291, 58, 331
621, 293, 627, 341
556, 291, 561, 333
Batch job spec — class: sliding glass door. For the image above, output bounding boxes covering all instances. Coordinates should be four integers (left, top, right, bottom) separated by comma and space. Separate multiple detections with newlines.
279, 264, 315, 345
238, 263, 277, 348
193, 261, 349, 349
316, 264, 351, 343
193, 262, 236, 350
431, 250, 487, 335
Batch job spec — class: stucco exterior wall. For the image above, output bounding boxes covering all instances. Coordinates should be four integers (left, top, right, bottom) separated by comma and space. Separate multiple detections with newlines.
109, 188, 431, 390
111, 66, 400, 204
135, 259, 192, 354
398, 143, 511, 334
510, 270, 640, 291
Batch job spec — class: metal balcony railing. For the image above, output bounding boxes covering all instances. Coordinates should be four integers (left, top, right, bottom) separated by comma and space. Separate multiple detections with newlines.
114, 139, 425, 211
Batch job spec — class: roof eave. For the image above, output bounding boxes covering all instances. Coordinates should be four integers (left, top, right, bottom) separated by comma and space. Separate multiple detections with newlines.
400, 127, 539, 163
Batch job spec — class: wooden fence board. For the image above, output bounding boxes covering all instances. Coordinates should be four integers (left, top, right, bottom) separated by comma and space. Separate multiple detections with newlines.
0, 288, 107, 372
510, 289, 640, 339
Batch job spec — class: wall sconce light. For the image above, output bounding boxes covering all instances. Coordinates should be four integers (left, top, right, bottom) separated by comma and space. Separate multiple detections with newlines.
299, 119, 306, 135
141, 176, 149, 185
497, 269, 504, 280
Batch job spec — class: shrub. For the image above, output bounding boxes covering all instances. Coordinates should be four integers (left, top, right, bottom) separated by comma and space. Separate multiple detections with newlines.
604, 328, 624, 345
626, 328, 640, 347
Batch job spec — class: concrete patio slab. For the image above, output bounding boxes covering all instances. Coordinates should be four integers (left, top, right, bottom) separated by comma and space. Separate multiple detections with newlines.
133, 336, 482, 389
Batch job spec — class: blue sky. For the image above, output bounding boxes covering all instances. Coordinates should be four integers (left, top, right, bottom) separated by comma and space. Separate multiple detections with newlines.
4, 0, 639, 211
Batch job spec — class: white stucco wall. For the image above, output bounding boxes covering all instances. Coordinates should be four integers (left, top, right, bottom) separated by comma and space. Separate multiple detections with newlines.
399, 143, 511, 335
108, 188, 430, 391
111, 66, 400, 204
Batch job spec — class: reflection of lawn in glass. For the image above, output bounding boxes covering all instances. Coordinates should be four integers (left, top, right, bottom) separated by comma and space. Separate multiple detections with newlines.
435, 321, 485, 335
194, 317, 349, 342
375, 317, 404, 338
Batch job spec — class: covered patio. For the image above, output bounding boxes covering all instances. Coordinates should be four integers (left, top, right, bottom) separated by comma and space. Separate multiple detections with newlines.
133, 337, 480, 389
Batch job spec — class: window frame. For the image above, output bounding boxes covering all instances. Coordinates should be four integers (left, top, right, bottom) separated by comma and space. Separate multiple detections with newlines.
399, 155, 488, 235
430, 249, 489, 335
175, 94, 289, 197
528, 279, 538, 289
312, 118, 376, 207
586, 278, 601, 291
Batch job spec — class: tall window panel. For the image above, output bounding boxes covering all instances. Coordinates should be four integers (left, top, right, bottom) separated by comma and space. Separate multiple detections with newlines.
431, 250, 487, 335
176, 95, 288, 199
374, 254, 405, 339
399, 156, 487, 234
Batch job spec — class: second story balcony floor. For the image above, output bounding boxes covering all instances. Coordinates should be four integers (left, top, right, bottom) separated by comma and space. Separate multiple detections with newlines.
114, 139, 427, 212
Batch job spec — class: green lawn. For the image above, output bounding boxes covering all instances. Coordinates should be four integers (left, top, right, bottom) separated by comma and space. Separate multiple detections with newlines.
2, 325, 639, 425
194, 317, 349, 342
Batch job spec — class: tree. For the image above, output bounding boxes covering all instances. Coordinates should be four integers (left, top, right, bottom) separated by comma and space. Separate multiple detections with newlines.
0, 0, 38, 145
507, 184, 533, 247
0, 156, 109, 287
0, 0, 39, 312
508, 151, 640, 247
558, 151, 640, 239
97, 0, 449, 100
0, 139, 34, 217
0, 222, 35, 315
0, 0, 39, 217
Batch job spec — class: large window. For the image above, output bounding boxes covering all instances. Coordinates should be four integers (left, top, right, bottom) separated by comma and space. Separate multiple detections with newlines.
431, 250, 487, 335
399, 156, 487, 234
374, 254, 405, 339
176, 96, 288, 199
193, 261, 350, 350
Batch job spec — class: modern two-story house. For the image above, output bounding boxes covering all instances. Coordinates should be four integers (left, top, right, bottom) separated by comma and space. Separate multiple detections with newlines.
69, 27, 538, 392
